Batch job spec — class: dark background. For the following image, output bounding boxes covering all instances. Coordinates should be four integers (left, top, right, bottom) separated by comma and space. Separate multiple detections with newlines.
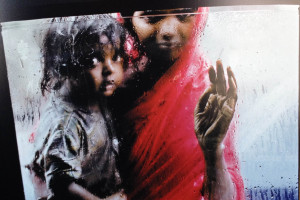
0, 0, 298, 199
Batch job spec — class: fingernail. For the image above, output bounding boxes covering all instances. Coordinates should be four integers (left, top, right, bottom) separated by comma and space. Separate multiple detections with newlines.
227, 66, 232, 75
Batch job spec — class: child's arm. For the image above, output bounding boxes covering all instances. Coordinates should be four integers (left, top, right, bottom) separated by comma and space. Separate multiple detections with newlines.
68, 182, 127, 200
68, 182, 101, 200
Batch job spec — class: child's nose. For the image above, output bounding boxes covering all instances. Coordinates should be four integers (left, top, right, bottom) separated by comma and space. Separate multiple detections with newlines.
102, 59, 114, 76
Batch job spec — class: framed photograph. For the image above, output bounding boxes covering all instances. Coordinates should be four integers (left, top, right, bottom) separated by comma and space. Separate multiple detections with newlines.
0, 1, 299, 199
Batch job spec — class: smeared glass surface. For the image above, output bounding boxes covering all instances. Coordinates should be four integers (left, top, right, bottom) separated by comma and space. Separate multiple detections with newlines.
201, 6, 298, 199
1, 5, 298, 199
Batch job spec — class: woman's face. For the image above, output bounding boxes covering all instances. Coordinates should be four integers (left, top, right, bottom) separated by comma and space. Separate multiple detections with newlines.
88, 35, 124, 97
132, 8, 196, 63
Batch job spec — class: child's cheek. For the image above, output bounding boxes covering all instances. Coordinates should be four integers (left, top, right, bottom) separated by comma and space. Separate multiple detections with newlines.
117, 67, 125, 86
88, 64, 104, 92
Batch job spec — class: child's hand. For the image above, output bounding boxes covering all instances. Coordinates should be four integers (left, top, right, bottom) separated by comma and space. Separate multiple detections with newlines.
104, 191, 127, 200
68, 182, 127, 200
194, 60, 237, 154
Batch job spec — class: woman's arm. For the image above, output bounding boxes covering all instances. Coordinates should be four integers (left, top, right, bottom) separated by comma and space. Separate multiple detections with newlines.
202, 145, 235, 200
194, 60, 237, 199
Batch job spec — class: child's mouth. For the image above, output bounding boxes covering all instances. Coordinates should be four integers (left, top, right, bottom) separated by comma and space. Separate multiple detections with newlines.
102, 80, 115, 91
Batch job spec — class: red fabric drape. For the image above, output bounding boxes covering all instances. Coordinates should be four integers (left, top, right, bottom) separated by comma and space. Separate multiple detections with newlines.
126, 7, 244, 200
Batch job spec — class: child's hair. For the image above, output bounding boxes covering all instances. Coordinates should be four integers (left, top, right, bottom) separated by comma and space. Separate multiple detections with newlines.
41, 15, 127, 97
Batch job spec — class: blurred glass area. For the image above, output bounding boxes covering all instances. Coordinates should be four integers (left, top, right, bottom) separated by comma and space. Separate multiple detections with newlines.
1, 5, 298, 200
201, 6, 298, 200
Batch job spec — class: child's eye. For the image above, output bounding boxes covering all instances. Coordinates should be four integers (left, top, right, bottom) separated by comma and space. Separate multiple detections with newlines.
92, 58, 99, 65
112, 50, 123, 62
91, 51, 104, 63
85, 57, 101, 69
113, 54, 123, 62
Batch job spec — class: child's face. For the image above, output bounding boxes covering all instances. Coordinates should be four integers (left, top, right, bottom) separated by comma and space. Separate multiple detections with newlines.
88, 35, 124, 97
132, 8, 196, 62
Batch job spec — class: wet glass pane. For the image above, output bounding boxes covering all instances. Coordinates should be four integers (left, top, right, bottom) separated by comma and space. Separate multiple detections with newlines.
1, 5, 298, 200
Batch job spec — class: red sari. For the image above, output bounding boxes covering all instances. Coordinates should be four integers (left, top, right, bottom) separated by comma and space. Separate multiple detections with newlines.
125, 8, 244, 200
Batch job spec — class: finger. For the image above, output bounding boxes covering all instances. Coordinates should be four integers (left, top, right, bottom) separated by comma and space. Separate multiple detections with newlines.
208, 95, 221, 125
217, 94, 227, 109
227, 67, 237, 101
195, 66, 217, 114
222, 97, 236, 120
205, 94, 217, 112
195, 87, 214, 114
197, 94, 218, 129
227, 66, 237, 89
208, 66, 216, 84
195, 94, 217, 135
216, 60, 226, 95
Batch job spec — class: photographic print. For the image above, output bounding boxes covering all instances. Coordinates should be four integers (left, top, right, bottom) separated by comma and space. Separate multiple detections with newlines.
1, 5, 298, 200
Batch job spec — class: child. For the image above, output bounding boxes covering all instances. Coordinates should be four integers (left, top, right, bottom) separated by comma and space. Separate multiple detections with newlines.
27, 15, 128, 200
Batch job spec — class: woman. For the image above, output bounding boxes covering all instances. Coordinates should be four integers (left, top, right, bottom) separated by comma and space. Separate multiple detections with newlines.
117, 8, 244, 199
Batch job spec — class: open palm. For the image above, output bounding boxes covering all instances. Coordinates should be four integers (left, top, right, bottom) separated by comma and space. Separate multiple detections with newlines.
194, 60, 237, 151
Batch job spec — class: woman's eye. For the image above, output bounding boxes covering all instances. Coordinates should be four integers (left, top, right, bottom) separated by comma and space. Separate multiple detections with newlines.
177, 14, 194, 22
146, 16, 163, 24
139, 15, 162, 24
